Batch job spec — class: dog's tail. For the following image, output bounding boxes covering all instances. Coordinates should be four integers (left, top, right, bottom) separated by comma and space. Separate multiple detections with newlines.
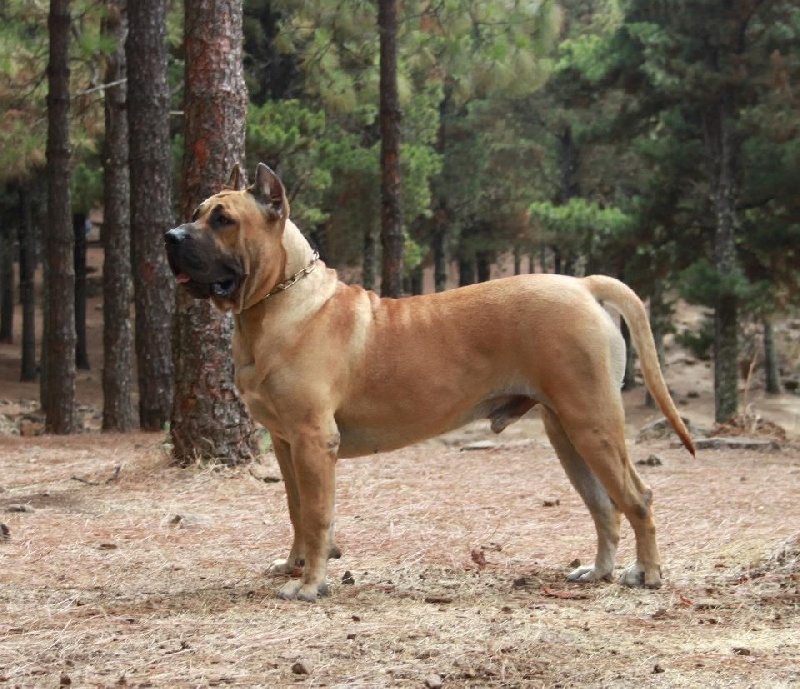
583, 275, 696, 456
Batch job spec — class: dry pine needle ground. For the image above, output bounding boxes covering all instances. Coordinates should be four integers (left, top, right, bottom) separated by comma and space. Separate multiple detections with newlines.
0, 429, 799, 688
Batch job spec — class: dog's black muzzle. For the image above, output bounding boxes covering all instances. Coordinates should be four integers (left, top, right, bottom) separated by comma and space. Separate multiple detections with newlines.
164, 224, 243, 300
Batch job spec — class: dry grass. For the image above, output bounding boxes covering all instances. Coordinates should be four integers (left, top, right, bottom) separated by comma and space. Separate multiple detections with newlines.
1, 429, 799, 688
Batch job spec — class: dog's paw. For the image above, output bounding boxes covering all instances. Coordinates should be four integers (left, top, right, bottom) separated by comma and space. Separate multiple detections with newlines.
268, 558, 303, 577
566, 564, 613, 583
619, 562, 662, 588
276, 578, 329, 602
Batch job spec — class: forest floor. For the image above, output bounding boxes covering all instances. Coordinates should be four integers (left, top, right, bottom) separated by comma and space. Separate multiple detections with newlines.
1, 247, 799, 687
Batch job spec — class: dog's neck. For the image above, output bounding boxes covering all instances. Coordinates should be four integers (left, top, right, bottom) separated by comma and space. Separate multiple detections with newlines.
282, 221, 317, 278
238, 220, 319, 312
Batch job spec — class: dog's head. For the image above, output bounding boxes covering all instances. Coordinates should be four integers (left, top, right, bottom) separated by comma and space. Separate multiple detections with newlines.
164, 163, 290, 312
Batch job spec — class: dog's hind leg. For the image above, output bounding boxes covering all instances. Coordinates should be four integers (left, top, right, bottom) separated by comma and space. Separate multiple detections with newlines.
541, 407, 620, 583
553, 396, 662, 588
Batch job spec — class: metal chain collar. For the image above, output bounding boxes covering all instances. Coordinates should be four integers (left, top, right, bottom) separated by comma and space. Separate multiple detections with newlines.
262, 251, 320, 301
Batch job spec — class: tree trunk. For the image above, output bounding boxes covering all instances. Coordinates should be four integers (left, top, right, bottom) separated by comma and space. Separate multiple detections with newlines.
513, 245, 522, 276
170, 0, 257, 465
432, 224, 447, 292
620, 319, 637, 391
763, 317, 782, 395
645, 281, 668, 409
19, 183, 37, 382
707, 92, 739, 423
44, 0, 77, 433
378, 0, 404, 298
476, 249, 491, 283
362, 227, 376, 290
73, 212, 90, 370
0, 221, 12, 343
102, 0, 136, 431
127, 0, 175, 430
458, 254, 475, 286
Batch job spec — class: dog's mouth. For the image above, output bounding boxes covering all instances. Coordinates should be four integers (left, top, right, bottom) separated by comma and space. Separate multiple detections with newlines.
166, 240, 243, 303
174, 271, 240, 300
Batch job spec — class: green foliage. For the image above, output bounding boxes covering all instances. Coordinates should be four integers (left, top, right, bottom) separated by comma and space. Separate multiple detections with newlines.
678, 259, 752, 308
674, 318, 714, 361
71, 161, 103, 214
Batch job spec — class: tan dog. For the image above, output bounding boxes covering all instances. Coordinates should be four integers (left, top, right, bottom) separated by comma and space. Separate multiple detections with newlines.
165, 163, 695, 602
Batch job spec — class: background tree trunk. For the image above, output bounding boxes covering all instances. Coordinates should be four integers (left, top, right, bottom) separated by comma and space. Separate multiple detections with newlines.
709, 91, 739, 423
127, 0, 175, 430
19, 183, 37, 382
102, 0, 135, 431
362, 227, 376, 290
73, 212, 90, 370
170, 0, 257, 465
0, 220, 12, 343
378, 0, 404, 298
645, 281, 668, 409
44, 0, 77, 433
620, 319, 637, 391
763, 318, 782, 395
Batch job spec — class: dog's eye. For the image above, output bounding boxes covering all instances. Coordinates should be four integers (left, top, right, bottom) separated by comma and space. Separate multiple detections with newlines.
210, 205, 235, 229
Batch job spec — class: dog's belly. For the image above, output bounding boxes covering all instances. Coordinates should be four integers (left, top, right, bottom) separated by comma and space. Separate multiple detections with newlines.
335, 385, 544, 458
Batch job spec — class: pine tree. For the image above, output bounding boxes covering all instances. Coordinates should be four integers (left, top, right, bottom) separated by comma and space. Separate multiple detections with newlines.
170, 0, 258, 465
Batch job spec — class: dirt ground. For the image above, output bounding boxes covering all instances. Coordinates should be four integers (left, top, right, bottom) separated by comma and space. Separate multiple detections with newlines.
1, 248, 799, 687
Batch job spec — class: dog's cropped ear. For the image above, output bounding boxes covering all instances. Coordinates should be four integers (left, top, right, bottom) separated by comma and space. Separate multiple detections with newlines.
250, 162, 290, 220
225, 163, 245, 191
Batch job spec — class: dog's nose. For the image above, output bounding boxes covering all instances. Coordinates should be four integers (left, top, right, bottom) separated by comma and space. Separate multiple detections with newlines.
164, 227, 187, 245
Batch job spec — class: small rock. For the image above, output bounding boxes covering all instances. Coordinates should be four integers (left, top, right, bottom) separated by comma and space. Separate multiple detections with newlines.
732, 647, 751, 656
98, 543, 118, 550
687, 390, 700, 399
342, 570, 355, 585
653, 663, 665, 674
0, 523, 9, 540
684, 437, 781, 452
636, 416, 705, 443
169, 514, 212, 529
291, 659, 312, 675
636, 454, 663, 467
424, 674, 443, 689
542, 498, 560, 507
7, 504, 34, 513
60, 673, 72, 686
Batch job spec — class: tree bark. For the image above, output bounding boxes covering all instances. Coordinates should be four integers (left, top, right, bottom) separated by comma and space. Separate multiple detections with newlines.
645, 280, 668, 409
432, 223, 447, 292
44, 0, 77, 433
476, 249, 491, 283
73, 212, 89, 370
458, 254, 475, 286
763, 317, 782, 395
378, 0, 404, 298
620, 319, 637, 391
708, 91, 739, 423
362, 227, 376, 290
102, 0, 136, 431
0, 220, 12, 343
127, 0, 175, 430
19, 183, 37, 382
170, 0, 257, 465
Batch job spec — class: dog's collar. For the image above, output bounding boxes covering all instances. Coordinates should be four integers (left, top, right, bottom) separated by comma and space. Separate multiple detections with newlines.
262, 250, 320, 301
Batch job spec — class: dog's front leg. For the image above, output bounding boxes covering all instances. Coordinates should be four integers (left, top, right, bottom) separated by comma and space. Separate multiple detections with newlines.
276, 426, 339, 602
269, 437, 305, 575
